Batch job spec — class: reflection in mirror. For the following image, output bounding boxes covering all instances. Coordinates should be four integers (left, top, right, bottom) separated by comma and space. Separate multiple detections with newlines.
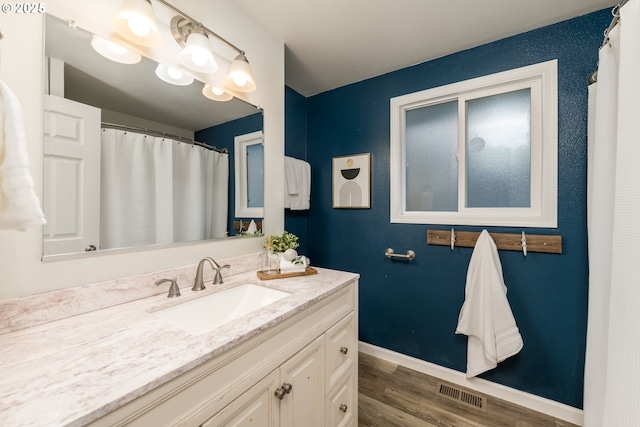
43, 14, 264, 258
234, 131, 264, 219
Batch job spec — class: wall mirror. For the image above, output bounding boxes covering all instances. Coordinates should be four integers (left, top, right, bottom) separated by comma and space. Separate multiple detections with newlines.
42, 13, 264, 259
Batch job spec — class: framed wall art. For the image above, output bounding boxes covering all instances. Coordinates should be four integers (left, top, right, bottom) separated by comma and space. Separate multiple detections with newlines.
332, 153, 371, 208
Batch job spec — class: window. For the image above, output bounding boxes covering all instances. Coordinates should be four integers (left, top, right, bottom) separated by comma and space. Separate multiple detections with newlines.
390, 60, 557, 227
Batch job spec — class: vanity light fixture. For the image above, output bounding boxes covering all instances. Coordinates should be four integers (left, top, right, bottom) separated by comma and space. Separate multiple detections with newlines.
158, 0, 257, 93
225, 53, 256, 92
113, 0, 163, 47
174, 21, 217, 74
90, 35, 142, 64
155, 64, 194, 86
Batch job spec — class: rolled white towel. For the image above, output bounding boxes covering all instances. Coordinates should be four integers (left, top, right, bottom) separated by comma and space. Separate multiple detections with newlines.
0, 80, 46, 230
280, 256, 308, 273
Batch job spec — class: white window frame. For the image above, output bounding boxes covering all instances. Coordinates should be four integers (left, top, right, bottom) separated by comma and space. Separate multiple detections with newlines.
234, 130, 264, 218
390, 60, 557, 228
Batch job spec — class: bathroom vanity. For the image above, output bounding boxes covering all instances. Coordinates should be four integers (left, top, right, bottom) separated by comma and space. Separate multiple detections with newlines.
0, 258, 358, 427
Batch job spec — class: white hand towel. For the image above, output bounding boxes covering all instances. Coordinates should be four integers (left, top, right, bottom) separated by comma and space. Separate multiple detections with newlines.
455, 230, 523, 378
0, 80, 46, 230
280, 256, 307, 273
284, 156, 311, 210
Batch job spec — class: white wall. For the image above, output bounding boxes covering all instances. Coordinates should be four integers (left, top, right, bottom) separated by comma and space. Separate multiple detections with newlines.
0, 0, 285, 299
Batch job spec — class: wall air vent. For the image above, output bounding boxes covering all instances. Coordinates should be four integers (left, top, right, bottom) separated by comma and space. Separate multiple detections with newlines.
436, 382, 486, 412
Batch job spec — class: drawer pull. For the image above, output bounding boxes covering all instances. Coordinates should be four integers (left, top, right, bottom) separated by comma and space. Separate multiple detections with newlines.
339, 346, 349, 355
339, 404, 348, 413
274, 383, 292, 400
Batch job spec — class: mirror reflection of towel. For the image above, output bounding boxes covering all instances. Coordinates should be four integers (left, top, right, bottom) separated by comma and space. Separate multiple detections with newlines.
0, 80, 46, 230
455, 230, 523, 378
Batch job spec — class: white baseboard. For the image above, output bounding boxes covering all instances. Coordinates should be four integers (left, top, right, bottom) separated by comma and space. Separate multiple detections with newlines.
358, 342, 583, 426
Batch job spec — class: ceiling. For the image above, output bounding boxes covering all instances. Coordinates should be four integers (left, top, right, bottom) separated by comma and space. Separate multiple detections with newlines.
234, 0, 617, 96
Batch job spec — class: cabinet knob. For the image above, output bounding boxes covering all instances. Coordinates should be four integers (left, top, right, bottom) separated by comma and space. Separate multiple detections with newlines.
339, 404, 348, 413
340, 346, 349, 355
274, 382, 293, 400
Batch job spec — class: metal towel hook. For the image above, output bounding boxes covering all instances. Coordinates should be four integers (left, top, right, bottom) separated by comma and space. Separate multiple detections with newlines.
521, 232, 527, 256
451, 228, 456, 250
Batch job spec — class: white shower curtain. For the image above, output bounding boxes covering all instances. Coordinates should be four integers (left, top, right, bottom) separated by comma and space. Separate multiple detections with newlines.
585, 1, 640, 426
100, 129, 228, 249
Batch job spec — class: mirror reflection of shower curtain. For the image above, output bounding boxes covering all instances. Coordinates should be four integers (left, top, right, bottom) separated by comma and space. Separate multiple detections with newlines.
99, 129, 228, 250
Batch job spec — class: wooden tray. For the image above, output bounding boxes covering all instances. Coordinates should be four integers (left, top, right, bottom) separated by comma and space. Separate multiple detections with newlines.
257, 266, 318, 281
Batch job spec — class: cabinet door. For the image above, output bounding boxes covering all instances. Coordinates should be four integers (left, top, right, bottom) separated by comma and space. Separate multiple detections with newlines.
326, 369, 356, 427
325, 313, 356, 391
279, 335, 325, 427
201, 370, 280, 427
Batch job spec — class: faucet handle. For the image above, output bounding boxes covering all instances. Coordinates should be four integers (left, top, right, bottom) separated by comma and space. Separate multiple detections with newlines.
156, 278, 181, 298
212, 264, 230, 284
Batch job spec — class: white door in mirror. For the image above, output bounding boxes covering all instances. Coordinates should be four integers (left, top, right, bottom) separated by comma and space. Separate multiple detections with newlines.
43, 95, 101, 256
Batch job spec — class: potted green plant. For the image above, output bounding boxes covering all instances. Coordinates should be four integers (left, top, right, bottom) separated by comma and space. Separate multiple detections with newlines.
264, 231, 299, 253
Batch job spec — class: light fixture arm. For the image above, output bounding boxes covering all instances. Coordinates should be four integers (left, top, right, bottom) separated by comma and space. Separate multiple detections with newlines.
154, 0, 244, 55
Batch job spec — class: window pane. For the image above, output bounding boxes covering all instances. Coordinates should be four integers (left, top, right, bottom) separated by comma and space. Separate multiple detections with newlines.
405, 101, 458, 211
246, 143, 264, 208
465, 89, 531, 208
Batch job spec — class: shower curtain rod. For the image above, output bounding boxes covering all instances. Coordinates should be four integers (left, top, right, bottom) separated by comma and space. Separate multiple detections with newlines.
101, 122, 228, 154
589, 0, 630, 84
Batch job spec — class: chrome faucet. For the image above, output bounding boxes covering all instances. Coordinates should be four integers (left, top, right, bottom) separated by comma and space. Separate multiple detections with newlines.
193, 257, 231, 291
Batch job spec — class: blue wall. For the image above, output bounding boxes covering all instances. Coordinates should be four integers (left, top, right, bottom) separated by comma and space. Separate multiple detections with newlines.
196, 113, 263, 235
298, 10, 611, 408
284, 86, 309, 255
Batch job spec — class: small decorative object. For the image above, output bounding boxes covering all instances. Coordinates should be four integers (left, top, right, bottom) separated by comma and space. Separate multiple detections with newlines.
258, 232, 312, 279
262, 249, 280, 275
332, 153, 371, 208
283, 248, 298, 261
264, 231, 299, 252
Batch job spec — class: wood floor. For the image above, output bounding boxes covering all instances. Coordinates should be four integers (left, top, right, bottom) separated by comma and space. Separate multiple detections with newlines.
358, 352, 579, 427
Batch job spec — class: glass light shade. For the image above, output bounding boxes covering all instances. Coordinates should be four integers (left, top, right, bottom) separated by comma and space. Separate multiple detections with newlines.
90, 35, 141, 64
225, 54, 256, 92
202, 84, 233, 102
179, 31, 217, 74
155, 64, 194, 86
112, 0, 163, 47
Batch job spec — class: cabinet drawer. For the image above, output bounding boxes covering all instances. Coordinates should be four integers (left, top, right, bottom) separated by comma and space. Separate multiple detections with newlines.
325, 369, 356, 427
325, 312, 355, 391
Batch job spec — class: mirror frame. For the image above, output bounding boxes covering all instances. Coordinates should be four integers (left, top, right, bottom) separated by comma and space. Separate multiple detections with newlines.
0, 1, 284, 300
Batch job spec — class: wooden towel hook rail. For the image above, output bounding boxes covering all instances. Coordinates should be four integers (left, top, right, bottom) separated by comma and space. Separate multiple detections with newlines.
427, 229, 562, 254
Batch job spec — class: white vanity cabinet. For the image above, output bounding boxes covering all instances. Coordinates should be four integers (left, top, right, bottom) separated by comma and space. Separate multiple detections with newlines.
89, 279, 358, 427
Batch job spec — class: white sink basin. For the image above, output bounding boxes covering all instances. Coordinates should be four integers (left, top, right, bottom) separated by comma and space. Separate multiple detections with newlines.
151, 284, 291, 335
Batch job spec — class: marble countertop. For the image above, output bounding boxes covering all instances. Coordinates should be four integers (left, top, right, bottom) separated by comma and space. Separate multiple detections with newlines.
0, 267, 358, 426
